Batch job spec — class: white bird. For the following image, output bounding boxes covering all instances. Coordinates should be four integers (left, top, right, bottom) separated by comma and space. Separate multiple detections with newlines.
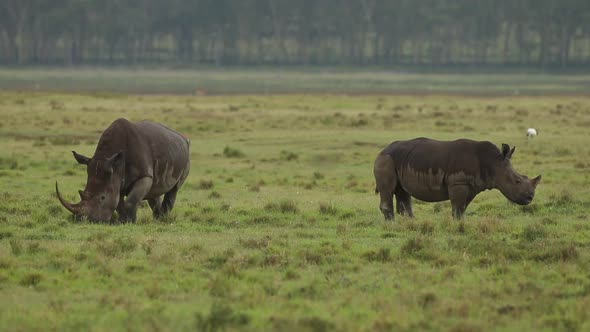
527, 128, 538, 138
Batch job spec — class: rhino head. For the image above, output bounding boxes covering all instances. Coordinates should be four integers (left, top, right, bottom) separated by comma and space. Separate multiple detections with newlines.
56, 150, 125, 222
494, 144, 541, 205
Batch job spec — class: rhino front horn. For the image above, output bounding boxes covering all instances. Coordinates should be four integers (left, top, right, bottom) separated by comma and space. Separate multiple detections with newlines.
55, 182, 82, 215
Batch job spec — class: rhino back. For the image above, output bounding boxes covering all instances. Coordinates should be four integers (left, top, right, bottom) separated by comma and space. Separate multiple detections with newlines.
380, 138, 499, 200
135, 121, 190, 194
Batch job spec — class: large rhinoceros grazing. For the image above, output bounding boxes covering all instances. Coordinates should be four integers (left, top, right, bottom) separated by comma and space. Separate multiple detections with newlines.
56, 118, 190, 222
373, 137, 541, 220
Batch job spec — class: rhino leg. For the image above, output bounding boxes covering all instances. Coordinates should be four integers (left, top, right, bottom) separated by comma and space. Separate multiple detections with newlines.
161, 185, 179, 215
395, 188, 414, 217
449, 185, 475, 219
116, 193, 126, 220
374, 154, 397, 220
119, 177, 153, 222
379, 191, 395, 220
148, 196, 163, 218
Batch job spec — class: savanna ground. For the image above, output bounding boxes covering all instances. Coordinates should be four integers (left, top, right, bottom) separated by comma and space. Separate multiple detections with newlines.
0, 70, 589, 331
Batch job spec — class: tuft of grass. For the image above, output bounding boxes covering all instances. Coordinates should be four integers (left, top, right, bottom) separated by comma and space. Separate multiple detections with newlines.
223, 146, 245, 158
299, 317, 335, 332
280, 150, 298, 161
532, 243, 578, 262
48, 136, 80, 146
284, 269, 300, 280
141, 237, 156, 256
239, 236, 270, 249
300, 249, 323, 265
418, 292, 438, 308
401, 236, 425, 256
208, 249, 235, 269
554, 147, 572, 156
312, 172, 325, 180
0, 257, 13, 269
20, 272, 43, 287
362, 247, 392, 263
144, 282, 162, 300
520, 204, 538, 214
0, 231, 12, 240
318, 202, 338, 216
573, 161, 586, 169
95, 236, 138, 257
548, 190, 575, 207
456, 221, 467, 234
9, 239, 23, 256
198, 179, 214, 190
27, 242, 44, 254
419, 221, 435, 235
264, 200, 299, 214
521, 223, 547, 242
0, 157, 19, 170
432, 203, 443, 213
247, 179, 265, 192
399, 235, 439, 262
477, 217, 504, 234
195, 302, 251, 331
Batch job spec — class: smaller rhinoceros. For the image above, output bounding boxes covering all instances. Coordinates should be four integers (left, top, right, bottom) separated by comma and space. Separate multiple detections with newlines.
56, 118, 190, 222
373, 138, 541, 220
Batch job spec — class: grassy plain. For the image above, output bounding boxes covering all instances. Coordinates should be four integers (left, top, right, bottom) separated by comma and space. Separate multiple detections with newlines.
0, 88, 589, 331
1, 67, 590, 95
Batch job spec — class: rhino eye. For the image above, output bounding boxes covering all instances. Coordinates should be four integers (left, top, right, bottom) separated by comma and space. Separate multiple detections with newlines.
515, 179, 522, 184
100, 195, 106, 201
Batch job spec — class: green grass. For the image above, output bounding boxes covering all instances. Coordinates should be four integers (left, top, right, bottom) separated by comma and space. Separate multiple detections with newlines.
1, 68, 590, 95
0, 90, 590, 331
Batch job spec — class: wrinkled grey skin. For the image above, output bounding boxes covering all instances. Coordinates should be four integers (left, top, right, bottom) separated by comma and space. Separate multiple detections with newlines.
373, 138, 541, 220
56, 118, 190, 222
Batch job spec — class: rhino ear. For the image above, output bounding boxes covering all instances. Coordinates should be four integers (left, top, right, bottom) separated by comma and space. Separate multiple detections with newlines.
105, 151, 125, 171
501, 144, 510, 159
72, 151, 91, 165
507, 146, 516, 160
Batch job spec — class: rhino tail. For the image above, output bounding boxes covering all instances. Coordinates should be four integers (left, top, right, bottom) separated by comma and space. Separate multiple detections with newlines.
375, 187, 379, 194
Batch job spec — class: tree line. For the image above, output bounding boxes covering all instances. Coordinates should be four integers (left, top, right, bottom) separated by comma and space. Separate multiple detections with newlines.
2, 0, 590, 67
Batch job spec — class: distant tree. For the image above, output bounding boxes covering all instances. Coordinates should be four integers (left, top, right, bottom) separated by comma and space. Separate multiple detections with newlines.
1, 0, 590, 67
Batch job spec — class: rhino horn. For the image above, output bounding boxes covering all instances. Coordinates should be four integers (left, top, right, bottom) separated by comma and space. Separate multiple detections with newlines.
56, 182, 83, 215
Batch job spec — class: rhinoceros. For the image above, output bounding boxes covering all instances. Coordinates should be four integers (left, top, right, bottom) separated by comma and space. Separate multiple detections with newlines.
56, 118, 190, 222
373, 138, 541, 219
